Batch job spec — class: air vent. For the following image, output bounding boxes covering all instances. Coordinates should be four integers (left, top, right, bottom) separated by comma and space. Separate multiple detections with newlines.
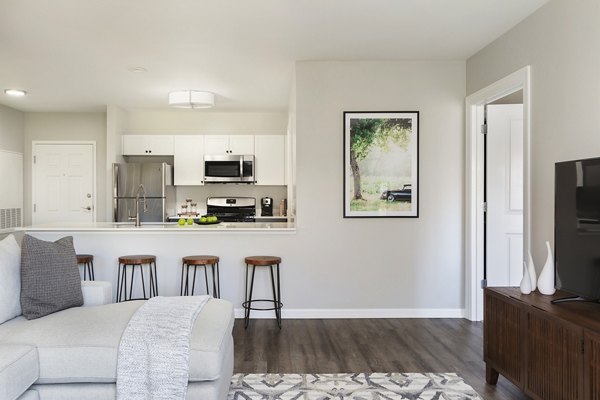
0, 208, 22, 230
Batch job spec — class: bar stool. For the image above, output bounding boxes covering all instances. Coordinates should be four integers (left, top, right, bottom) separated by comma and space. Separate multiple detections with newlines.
76, 254, 95, 281
117, 255, 158, 302
243, 256, 282, 329
180, 255, 220, 298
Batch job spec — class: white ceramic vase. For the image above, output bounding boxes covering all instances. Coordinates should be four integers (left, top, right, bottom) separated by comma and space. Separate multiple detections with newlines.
537, 241, 556, 295
527, 251, 537, 292
519, 261, 532, 294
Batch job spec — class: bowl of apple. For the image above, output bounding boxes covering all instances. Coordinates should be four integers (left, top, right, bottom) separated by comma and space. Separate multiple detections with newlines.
195, 214, 220, 225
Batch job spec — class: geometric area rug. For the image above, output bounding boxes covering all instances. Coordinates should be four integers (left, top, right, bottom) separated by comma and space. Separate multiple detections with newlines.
228, 372, 483, 399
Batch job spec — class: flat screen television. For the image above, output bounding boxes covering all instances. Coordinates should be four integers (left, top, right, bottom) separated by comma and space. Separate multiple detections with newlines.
555, 157, 600, 301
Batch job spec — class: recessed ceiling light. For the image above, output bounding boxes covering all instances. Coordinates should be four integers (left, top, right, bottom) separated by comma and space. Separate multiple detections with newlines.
4, 89, 27, 97
128, 67, 148, 73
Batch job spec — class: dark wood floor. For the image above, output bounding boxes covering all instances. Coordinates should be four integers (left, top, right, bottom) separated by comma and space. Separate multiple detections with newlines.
233, 318, 530, 400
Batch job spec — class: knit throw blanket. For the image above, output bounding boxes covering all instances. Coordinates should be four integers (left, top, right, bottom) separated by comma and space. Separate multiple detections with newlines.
116, 295, 210, 400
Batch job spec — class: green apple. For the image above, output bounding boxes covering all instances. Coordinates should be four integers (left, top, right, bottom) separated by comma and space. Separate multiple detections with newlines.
178, 218, 185, 226
209, 216, 217, 223
187, 218, 194, 225
200, 216, 208, 223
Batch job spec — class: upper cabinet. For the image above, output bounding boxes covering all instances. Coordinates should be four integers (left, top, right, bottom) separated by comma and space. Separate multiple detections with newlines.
204, 135, 254, 155
254, 135, 286, 186
173, 135, 204, 185
122, 135, 174, 156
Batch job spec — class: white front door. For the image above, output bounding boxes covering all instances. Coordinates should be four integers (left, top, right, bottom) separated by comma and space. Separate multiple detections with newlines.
486, 104, 524, 287
33, 143, 95, 224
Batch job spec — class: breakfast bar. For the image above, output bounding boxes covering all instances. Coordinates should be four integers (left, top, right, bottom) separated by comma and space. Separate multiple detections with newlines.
20, 221, 297, 319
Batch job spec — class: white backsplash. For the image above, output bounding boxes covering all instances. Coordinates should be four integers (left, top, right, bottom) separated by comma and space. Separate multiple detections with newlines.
174, 185, 287, 216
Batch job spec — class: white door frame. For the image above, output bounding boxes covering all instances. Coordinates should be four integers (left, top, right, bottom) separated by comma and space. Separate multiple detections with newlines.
32, 141, 97, 224
464, 66, 531, 321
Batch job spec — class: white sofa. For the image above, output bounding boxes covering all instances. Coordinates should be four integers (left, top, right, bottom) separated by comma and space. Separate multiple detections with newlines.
0, 282, 234, 400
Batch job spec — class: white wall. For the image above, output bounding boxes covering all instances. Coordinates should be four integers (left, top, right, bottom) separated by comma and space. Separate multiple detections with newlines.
23, 112, 107, 224
125, 110, 287, 134
466, 0, 600, 265
0, 104, 24, 153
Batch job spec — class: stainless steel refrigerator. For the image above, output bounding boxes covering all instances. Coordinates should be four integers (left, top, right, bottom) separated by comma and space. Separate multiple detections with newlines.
113, 163, 175, 223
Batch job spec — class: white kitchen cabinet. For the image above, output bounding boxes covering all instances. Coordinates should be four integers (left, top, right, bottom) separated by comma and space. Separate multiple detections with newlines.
122, 135, 174, 156
204, 135, 254, 155
173, 135, 204, 185
254, 135, 286, 185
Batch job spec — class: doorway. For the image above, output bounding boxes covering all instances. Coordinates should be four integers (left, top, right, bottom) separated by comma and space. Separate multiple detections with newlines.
32, 142, 96, 224
465, 66, 531, 321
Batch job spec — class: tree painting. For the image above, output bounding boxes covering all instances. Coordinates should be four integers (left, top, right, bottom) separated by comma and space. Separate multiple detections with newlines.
344, 112, 419, 218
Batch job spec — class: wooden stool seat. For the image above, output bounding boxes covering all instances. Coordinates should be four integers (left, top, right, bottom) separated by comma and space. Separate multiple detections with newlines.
76, 254, 95, 281
118, 255, 156, 264
245, 256, 282, 266
76, 254, 93, 264
182, 255, 219, 265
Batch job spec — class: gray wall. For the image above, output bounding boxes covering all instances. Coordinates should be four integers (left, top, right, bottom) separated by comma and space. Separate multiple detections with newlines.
467, 0, 600, 264
294, 60, 466, 310
0, 104, 24, 153
23, 112, 107, 224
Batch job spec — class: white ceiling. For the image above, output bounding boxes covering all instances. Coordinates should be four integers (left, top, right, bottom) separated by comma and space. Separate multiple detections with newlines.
0, 0, 548, 112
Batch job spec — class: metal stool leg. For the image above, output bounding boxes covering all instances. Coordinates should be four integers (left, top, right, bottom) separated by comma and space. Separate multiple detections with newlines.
216, 262, 220, 298
117, 263, 122, 302
152, 261, 158, 297
128, 265, 136, 301
269, 264, 281, 329
191, 265, 198, 296
203, 264, 210, 296
245, 265, 257, 329
140, 264, 147, 299
90, 260, 95, 281
184, 264, 190, 296
276, 263, 282, 328
83, 263, 87, 281
180, 262, 185, 296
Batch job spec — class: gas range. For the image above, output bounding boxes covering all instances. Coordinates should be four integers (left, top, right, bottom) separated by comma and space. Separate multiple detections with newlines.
206, 197, 256, 222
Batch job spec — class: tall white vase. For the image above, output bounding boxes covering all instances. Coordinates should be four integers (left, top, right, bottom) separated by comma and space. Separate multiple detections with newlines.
537, 241, 556, 295
527, 251, 537, 292
520, 261, 532, 294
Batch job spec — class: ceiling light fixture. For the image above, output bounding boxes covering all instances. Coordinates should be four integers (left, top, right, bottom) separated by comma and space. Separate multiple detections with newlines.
168, 90, 214, 109
4, 89, 27, 97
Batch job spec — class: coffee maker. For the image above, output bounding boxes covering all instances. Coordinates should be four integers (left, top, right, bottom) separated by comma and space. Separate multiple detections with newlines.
261, 197, 273, 216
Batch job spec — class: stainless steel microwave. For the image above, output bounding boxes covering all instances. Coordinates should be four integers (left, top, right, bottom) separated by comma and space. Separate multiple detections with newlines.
204, 154, 255, 183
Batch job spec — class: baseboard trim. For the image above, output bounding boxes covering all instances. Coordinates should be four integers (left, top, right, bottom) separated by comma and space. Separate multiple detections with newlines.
233, 308, 465, 319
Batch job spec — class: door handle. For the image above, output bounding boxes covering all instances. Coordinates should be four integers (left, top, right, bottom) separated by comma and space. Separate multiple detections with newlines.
82, 206, 92, 211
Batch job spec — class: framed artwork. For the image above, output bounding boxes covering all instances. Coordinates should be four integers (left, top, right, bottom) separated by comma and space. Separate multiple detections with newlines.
343, 111, 419, 218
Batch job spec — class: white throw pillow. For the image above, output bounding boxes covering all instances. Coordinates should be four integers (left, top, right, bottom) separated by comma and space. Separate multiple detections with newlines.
0, 234, 22, 323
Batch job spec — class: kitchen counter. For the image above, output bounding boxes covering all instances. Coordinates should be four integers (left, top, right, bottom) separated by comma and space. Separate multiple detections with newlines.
21, 221, 296, 233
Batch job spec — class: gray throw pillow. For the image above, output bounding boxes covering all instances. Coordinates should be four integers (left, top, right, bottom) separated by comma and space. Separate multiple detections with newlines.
20, 235, 83, 320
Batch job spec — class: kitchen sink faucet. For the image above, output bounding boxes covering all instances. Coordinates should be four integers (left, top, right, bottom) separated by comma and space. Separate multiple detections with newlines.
128, 184, 147, 227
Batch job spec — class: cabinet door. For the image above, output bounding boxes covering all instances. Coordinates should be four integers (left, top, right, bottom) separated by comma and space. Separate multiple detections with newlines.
229, 135, 254, 155
484, 289, 524, 388
174, 135, 204, 185
526, 309, 583, 400
147, 135, 174, 155
585, 330, 600, 400
254, 135, 285, 185
204, 136, 230, 154
122, 135, 148, 155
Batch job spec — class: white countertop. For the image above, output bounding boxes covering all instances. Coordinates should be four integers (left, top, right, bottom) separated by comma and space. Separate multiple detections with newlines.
21, 221, 296, 233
